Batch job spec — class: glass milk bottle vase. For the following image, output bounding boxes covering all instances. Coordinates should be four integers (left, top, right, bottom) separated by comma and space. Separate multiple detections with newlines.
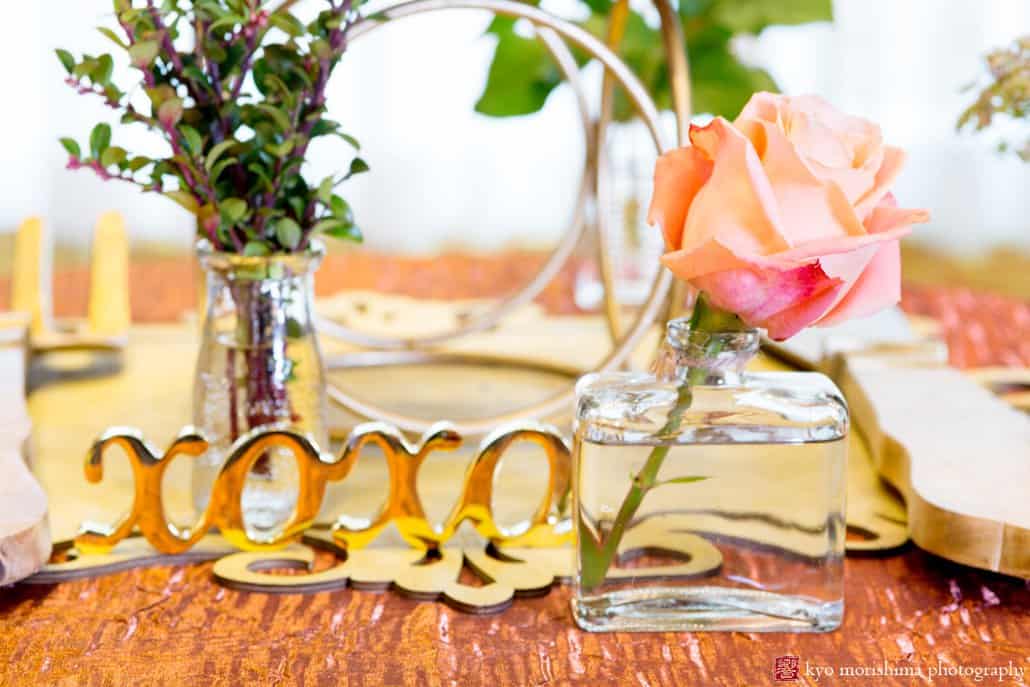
192, 239, 328, 536
572, 318, 848, 632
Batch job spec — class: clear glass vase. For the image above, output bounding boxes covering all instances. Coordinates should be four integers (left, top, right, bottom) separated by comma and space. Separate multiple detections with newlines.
192, 240, 328, 537
572, 318, 848, 632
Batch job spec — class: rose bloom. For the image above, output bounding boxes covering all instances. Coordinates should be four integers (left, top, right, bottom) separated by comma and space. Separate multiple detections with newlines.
649, 92, 930, 340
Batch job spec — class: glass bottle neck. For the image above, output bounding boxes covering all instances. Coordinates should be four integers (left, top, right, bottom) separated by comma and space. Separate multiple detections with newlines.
652, 318, 761, 386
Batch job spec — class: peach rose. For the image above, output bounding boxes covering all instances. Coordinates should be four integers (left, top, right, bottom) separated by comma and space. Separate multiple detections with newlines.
649, 92, 930, 340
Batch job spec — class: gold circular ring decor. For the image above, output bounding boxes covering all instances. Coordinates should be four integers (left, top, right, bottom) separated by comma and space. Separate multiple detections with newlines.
315, 11, 594, 351
323, 0, 687, 436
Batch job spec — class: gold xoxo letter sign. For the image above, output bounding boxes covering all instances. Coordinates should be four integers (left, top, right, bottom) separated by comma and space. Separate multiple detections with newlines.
76, 422, 571, 555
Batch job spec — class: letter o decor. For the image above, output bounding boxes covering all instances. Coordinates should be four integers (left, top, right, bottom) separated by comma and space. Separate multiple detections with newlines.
315, 0, 692, 436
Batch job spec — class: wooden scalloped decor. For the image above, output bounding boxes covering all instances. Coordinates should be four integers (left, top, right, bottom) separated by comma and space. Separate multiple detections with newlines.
29, 521, 724, 615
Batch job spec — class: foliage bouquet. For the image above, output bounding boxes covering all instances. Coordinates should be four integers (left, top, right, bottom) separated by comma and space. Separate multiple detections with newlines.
58, 0, 369, 529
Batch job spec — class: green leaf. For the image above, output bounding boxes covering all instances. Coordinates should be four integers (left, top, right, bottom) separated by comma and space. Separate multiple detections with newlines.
317, 176, 334, 205
287, 195, 306, 220
204, 140, 236, 173
164, 190, 199, 214
183, 65, 212, 91
145, 85, 176, 109
157, 98, 184, 127
689, 41, 778, 118
346, 157, 370, 178
309, 119, 361, 149
209, 14, 245, 34
89, 123, 112, 158
309, 118, 339, 137
243, 241, 270, 256
653, 475, 709, 489
129, 40, 160, 68
59, 137, 81, 158
581, 0, 612, 14
55, 49, 76, 74
127, 156, 151, 172
268, 12, 305, 37
178, 125, 203, 156
247, 163, 274, 192
97, 27, 127, 50
710, 0, 832, 34
209, 157, 238, 182
91, 54, 114, 85
264, 139, 295, 157
275, 217, 302, 250
100, 146, 127, 168
329, 195, 353, 224
475, 18, 561, 117
285, 318, 304, 339
103, 85, 123, 104
72, 57, 95, 79
337, 132, 361, 150
313, 219, 362, 243
220, 197, 248, 224
309, 39, 331, 61
257, 104, 293, 132
202, 42, 227, 64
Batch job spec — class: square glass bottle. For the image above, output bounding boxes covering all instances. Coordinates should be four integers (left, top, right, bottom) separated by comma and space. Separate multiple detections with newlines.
572, 319, 848, 632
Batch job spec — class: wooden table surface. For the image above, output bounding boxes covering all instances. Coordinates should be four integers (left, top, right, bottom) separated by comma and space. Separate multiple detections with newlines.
1, 253, 1028, 687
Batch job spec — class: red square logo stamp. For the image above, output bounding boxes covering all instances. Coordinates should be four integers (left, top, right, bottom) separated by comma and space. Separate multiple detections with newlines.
774, 656, 800, 682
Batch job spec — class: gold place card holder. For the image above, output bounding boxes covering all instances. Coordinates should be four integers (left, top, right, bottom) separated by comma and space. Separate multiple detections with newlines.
11, 213, 130, 354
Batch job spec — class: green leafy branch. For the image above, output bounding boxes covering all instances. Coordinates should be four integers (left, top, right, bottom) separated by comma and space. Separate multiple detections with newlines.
57, 0, 368, 254
958, 35, 1030, 162
475, 0, 831, 120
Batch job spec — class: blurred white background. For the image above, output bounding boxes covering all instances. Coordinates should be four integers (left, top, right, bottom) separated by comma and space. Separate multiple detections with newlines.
1, 0, 1028, 255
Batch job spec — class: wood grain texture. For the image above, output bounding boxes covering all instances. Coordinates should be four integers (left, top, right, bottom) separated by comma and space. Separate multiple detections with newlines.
0, 550, 1028, 686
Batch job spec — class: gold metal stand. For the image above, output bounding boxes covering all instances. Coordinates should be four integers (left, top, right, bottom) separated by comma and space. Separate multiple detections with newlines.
317, 0, 689, 436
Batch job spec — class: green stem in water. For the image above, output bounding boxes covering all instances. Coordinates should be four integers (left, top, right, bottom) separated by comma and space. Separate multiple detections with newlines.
578, 293, 744, 590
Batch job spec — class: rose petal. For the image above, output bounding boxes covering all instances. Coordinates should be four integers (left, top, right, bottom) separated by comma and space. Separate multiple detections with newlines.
647, 146, 713, 250
660, 239, 751, 280
855, 146, 906, 218
749, 119, 869, 245
736, 91, 782, 124
693, 261, 843, 339
762, 280, 845, 340
863, 192, 931, 234
817, 239, 902, 327
737, 93, 884, 204
681, 119, 791, 257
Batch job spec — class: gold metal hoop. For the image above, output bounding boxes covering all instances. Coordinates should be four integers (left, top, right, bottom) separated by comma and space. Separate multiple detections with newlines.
322, 0, 688, 435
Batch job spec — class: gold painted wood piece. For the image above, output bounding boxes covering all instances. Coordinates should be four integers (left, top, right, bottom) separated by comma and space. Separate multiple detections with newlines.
837, 356, 1030, 578
210, 518, 722, 614
11, 213, 130, 354
769, 309, 1030, 576
30, 518, 723, 615
29, 534, 233, 583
